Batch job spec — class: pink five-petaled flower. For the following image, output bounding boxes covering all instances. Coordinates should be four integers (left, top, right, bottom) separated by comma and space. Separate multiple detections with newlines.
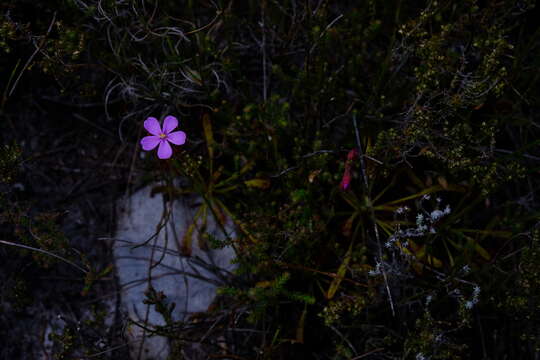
140, 115, 186, 159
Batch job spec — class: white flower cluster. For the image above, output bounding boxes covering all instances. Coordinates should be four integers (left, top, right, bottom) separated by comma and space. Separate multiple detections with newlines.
395, 205, 410, 214
387, 199, 452, 252
464, 285, 481, 309
368, 261, 383, 276
449, 283, 481, 309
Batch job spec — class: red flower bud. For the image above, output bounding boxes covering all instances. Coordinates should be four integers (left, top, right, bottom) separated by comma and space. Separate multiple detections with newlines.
340, 149, 359, 190
347, 148, 359, 161
340, 168, 352, 190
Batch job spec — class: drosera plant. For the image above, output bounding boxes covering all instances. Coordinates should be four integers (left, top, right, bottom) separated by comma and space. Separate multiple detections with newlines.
148, 113, 242, 255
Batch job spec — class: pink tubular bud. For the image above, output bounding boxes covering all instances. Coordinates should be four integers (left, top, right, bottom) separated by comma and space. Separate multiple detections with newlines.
340, 169, 352, 190
339, 149, 358, 190
347, 148, 359, 161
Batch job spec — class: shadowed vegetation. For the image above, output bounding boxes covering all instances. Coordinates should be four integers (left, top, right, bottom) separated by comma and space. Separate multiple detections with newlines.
1, 0, 540, 359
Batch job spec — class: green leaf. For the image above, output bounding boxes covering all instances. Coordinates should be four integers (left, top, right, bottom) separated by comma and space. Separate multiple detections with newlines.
466, 236, 491, 260
181, 222, 196, 256
202, 113, 214, 160
326, 241, 353, 299
245, 178, 271, 189
379, 184, 466, 207
442, 239, 455, 267
454, 228, 512, 238
182, 205, 205, 255
296, 308, 307, 344
184, 66, 202, 86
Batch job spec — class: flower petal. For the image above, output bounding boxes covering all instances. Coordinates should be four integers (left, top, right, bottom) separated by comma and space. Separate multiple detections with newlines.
162, 115, 178, 134
157, 139, 173, 159
140, 135, 161, 150
340, 167, 352, 190
144, 117, 162, 135
166, 131, 186, 145
347, 148, 359, 161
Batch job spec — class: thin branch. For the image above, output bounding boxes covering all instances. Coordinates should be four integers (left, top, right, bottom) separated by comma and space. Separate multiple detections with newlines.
8, 12, 57, 97
261, 1, 268, 101
350, 348, 385, 360
270, 150, 337, 177
353, 114, 396, 316
352, 114, 368, 189
309, 14, 343, 55
0, 239, 88, 274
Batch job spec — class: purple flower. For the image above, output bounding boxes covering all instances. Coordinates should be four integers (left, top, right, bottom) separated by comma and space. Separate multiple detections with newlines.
140, 115, 186, 159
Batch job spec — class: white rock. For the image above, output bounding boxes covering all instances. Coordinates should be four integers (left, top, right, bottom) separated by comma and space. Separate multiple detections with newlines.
114, 185, 237, 360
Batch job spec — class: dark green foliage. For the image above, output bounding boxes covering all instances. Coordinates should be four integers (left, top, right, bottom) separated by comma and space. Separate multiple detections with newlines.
1, 0, 540, 359
0, 144, 21, 184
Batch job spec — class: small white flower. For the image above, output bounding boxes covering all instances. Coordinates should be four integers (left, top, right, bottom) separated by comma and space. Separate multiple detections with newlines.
422, 194, 431, 201
430, 209, 444, 221
461, 265, 471, 274
416, 214, 424, 225
386, 237, 397, 248
369, 262, 382, 276
464, 300, 474, 309
443, 204, 451, 214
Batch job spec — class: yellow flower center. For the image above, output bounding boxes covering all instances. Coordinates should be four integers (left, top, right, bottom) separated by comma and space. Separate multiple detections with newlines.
159, 133, 166, 139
